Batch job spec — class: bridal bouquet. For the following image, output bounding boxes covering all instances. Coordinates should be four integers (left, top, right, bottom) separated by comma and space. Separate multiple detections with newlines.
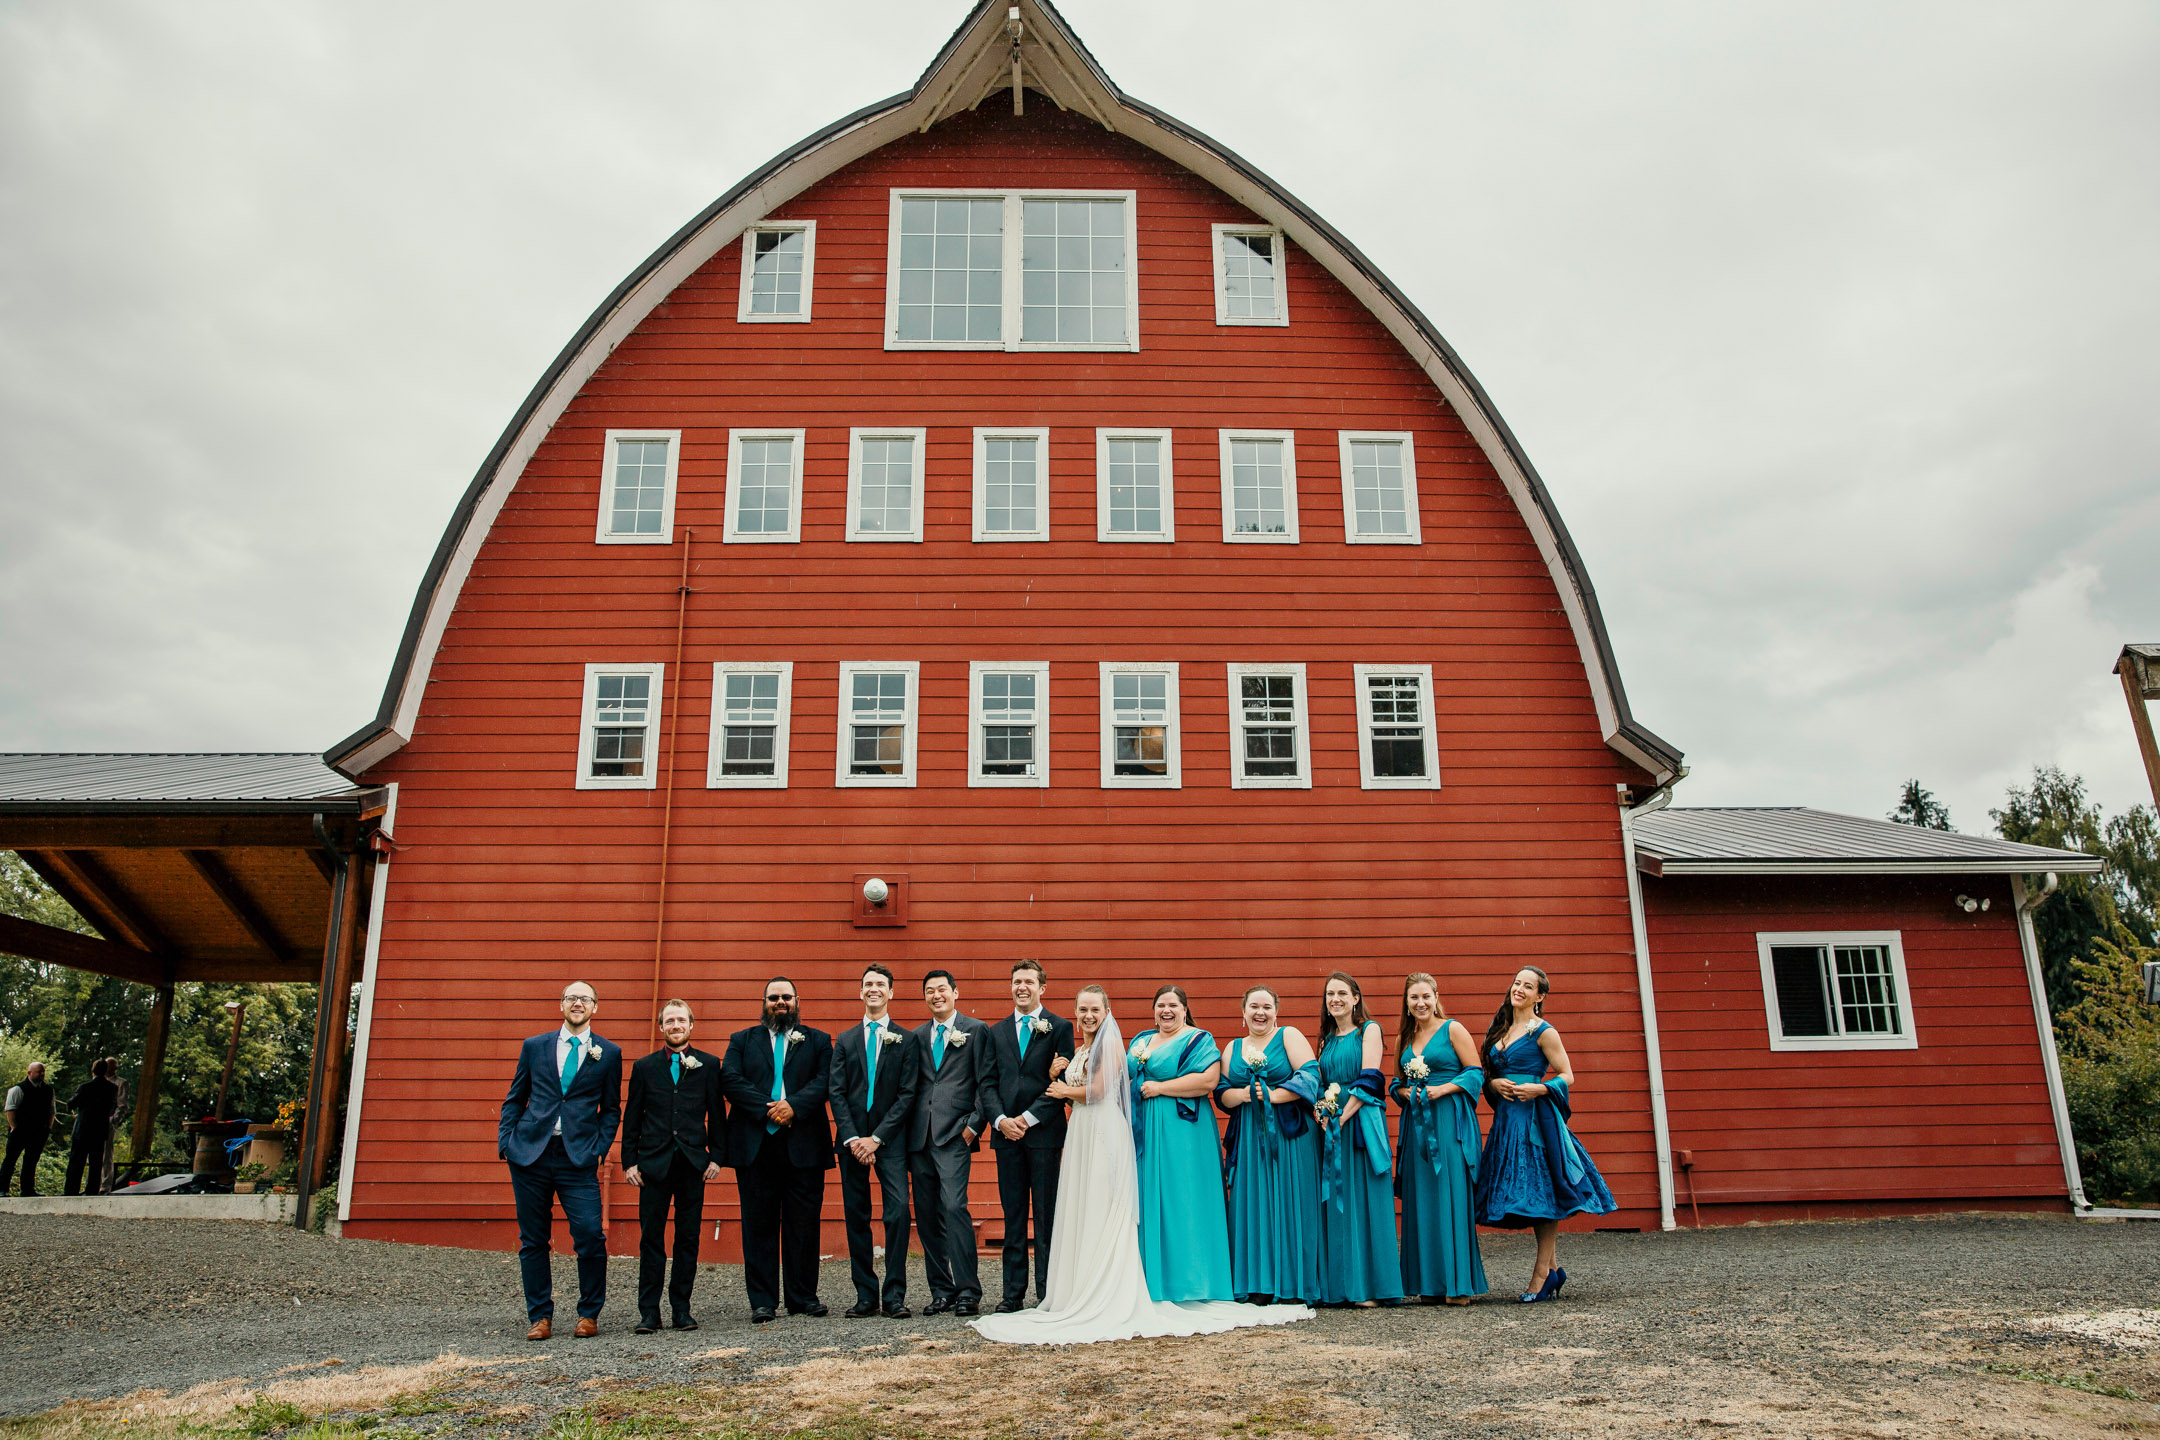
1314, 1082, 1343, 1121
1403, 1055, 1431, 1081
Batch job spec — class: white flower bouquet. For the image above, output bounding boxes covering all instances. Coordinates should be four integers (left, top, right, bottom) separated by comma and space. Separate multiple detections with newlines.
1403, 1055, 1430, 1081
1315, 1081, 1343, 1120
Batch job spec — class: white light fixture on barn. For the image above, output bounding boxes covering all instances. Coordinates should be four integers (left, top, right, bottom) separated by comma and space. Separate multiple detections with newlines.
1955, 894, 1990, 914
863, 876, 891, 907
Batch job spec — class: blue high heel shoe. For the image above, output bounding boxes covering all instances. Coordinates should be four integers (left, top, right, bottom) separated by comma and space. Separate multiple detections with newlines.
1518, 1268, 1562, 1304
1549, 1267, 1567, 1299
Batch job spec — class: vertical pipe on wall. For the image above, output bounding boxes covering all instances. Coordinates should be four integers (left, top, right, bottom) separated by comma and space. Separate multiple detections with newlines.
1617, 782, 1678, 1232
2013, 872, 2089, 1212
648, 531, 695, 1048
337, 783, 398, 1222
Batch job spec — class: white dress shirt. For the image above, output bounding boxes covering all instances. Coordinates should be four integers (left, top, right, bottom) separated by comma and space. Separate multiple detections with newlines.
998, 1008, 1047, 1131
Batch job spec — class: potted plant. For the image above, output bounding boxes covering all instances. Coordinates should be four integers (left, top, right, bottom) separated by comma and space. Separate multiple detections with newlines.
233, 1161, 271, 1195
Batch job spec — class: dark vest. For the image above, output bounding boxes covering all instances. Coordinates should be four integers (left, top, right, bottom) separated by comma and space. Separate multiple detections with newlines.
12, 1080, 53, 1133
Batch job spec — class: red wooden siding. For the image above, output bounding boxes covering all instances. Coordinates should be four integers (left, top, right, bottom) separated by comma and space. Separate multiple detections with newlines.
1644, 872, 2069, 1219
342, 103, 1662, 1253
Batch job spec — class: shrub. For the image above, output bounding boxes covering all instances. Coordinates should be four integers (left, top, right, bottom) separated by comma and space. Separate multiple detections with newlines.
2055, 923, 2160, 1205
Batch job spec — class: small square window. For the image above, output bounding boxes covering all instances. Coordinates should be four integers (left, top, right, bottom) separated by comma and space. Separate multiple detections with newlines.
835, 661, 920, 788
1226, 663, 1311, 789
1099, 662, 1180, 788
1353, 664, 1440, 789
973, 427, 1051, 542
725, 429, 805, 544
1756, 932, 1917, 1051
1337, 432, 1421, 544
969, 661, 1051, 788
575, 662, 664, 790
1211, 225, 1288, 326
1095, 429, 1175, 542
738, 222, 816, 323
708, 662, 793, 789
1218, 431, 1299, 544
595, 431, 680, 545
847, 428, 926, 542
886, 190, 1140, 353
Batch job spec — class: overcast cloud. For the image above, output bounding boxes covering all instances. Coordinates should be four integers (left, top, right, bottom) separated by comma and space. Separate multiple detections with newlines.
1, 0, 2153, 831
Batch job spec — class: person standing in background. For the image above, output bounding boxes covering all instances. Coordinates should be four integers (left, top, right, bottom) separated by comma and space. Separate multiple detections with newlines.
101, 1061, 128, 1194
2, 1062, 54, 1196
64, 1058, 119, 1196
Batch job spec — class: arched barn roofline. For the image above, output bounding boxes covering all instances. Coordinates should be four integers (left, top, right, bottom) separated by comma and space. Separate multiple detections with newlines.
325, 0, 1681, 784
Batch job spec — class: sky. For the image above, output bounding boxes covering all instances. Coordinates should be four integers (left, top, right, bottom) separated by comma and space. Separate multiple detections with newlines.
1, 0, 2154, 833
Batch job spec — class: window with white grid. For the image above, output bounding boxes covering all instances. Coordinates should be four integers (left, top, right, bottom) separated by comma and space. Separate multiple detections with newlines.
1099, 663, 1180, 788
1022, 199, 1127, 346
1338, 432, 1421, 544
575, 663, 664, 790
1211, 225, 1287, 326
596, 431, 679, 545
725, 430, 804, 543
835, 662, 920, 788
707, 662, 793, 789
1095, 429, 1174, 542
886, 190, 1139, 352
1756, 932, 1917, 1051
1219, 431, 1299, 543
973, 428, 1050, 541
738, 222, 815, 323
1226, 663, 1311, 789
1353, 664, 1440, 788
846, 428, 925, 542
969, 661, 1050, 788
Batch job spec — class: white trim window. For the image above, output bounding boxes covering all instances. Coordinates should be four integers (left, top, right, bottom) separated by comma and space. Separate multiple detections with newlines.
1226, 662, 1311, 789
1218, 430, 1299, 543
847, 428, 926, 542
575, 662, 664, 790
737, 221, 816, 323
708, 662, 793, 789
1337, 431, 1422, 544
1211, 224, 1288, 326
1352, 664, 1440, 789
1095, 429, 1174, 542
835, 661, 920, 788
972, 427, 1051, 542
595, 430, 680, 544
885, 190, 1140, 352
968, 661, 1051, 788
1099, 662, 1180, 788
1756, 932, 1918, 1052
724, 429, 805, 543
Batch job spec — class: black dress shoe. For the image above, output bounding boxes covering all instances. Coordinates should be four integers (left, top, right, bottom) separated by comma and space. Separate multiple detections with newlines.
954, 1299, 979, 1316
634, 1316, 661, 1335
995, 1298, 1025, 1313
921, 1297, 953, 1316
671, 1315, 699, 1331
791, 1301, 829, 1318
751, 1307, 777, 1324
884, 1304, 912, 1319
845, 1301, 880, 1319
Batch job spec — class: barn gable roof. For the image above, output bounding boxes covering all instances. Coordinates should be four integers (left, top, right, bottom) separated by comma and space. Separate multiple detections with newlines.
325, 0, 1682, 785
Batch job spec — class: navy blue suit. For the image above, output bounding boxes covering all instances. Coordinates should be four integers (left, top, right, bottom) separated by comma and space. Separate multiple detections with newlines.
500, 1029, 622, 1323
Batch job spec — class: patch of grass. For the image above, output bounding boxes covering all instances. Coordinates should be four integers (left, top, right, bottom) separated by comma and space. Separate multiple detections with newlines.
1984, 1362, 2143, 1401
1223, 1395, 1337, 1438
231, 1398, 311, 1436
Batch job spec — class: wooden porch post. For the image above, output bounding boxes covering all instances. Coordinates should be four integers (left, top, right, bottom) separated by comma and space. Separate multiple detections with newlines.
2120, 649, 2160, 814
294, 834, 359, 1226
307, 854, 369, 1191
129, 971, 175, 1162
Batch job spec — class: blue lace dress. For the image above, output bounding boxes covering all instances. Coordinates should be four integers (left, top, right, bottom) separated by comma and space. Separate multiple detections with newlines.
1473, 1022, 1616, 1228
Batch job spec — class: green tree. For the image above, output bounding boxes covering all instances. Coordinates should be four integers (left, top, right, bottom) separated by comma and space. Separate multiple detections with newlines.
1889, 779, 1953, 831
1992, 767, 2159, 1010
2054, 922, 2160, 1205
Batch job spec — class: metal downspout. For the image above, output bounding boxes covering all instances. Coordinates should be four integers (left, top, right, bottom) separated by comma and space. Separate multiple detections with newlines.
2013, 872, 2092, 1213
1618, 774, 1683, 1232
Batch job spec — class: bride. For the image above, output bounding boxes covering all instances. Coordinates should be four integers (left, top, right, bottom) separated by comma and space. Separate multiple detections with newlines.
970, 985, 1313, 1345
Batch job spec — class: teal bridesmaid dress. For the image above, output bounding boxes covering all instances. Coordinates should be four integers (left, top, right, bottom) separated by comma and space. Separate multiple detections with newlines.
1128, 1027, 1234, 1302
1391, 1019, 1489, 1299
1315, 1023, 1404, 1304
1215, 1029, 1322, 1304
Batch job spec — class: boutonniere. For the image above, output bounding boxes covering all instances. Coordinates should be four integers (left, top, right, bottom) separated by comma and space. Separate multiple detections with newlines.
946, 1028, 971, 1048
582, 1039, 602, 1063
678, 1053, 702, 1071
878, 1029, 903, 1046
787, 1029, 806, 1045
1402, 1055, 1431, 1082
1031, 1018, 1052, 1036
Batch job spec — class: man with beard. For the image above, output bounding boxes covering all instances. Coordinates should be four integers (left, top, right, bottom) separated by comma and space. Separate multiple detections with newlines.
2, 1062, 54, 1196
720, 977, 833, 1323
622, 999, 725, 1334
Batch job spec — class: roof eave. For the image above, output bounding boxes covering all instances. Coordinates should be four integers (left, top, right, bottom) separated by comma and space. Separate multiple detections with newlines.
1641, 856, 2108, 877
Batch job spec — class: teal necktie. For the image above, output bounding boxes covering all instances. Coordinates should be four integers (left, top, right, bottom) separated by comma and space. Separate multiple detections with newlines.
670, 1053, 681, 1084
766, 1031, 787, 1134
933, 1023, 947, 1069
559, 1036, 580, 1094
1017, 1014, 1033, 1057
865, 1024, 879, 1103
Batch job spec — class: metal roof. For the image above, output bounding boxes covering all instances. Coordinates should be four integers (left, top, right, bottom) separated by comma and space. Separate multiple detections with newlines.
0, 754, 377, 814
1632, 807, 2105, 876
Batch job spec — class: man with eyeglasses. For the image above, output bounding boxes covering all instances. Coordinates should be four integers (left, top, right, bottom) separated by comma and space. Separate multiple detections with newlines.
721, 976, 834, 1324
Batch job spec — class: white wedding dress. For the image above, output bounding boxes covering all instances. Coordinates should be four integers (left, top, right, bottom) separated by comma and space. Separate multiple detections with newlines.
970, 1004, 1313, 1346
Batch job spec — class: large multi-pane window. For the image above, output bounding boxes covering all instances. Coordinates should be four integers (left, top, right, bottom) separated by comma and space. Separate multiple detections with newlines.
1757, 933, 1917, 1051
970, 662, 1050, 787
596, 431, 679, 544
1226, 663, 1311, 789
1096, 429, 1173, 541
708, 662, 793, 789
1212, 225, 1288, 326
1219, 431, 1299, 543
576, 663, 663, 790
738, 222, 815, 322
1353, 664, 1440, 788
1338, 432, 1421, 544
835, 662, 920, 787
847, 428, 926, 542
725, 430, 804, 543
1099, 663, 1180, 788
973, 428, 1050, 541
886, 191, 1139, 352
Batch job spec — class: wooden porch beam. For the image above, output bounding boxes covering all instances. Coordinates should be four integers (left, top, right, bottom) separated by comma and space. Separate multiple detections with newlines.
131, 977, 175, 1163
0, 913, 160, 983
21, 850, 175, 958
183, 850, 297, 965
0, 815, 341, 850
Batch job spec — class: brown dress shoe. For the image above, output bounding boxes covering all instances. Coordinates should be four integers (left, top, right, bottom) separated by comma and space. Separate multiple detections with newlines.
573, 1316, 598, 1338
526, 1318, 552, 1341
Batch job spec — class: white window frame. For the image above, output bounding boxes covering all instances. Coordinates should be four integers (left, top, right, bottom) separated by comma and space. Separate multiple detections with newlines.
834, 661, 921, 789
594, 429, 680, 545
724, 428, 806, 544
1225, 662, 1311, 790
707, 661, 794, 790
846, 427, 927, 543
737, 220, 817, 324
1098, 662, 1181, 789
972, 426, 1052, 542
1352, 663, 1440, 790
1337, 431, 1423, 545
1218, 430, 1300, 544
1210, 224, 1289, 327
883, 189, 1142, 353
967, 660, 1052, 789
1755, 931, 1918, 1053
1094, 428, 1176, 543
574, 662, 664, 791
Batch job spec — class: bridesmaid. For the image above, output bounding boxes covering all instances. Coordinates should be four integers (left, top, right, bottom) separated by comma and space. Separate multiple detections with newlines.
1474, 967, 1617, 1302
1390, 972, 1487, 1304
1127, 984, 1232, 1302
1214, 985, 1321, 1305
1313, 973, 1403, 1307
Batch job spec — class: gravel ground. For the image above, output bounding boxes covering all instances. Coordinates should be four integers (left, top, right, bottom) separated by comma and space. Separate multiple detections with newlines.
2, 1212, 2157, 1436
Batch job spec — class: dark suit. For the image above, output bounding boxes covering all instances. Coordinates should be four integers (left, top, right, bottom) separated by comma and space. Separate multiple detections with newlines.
830, 1017, 919, 1310
720, 1023, 833, 1314
2, 1079, 54, 1196
908, 1012, 995, 1306
499, 1029, 622, 1324
622, 1046, 723, 1325
64, 1077, 118, 1196
985, 1008, 1074, 1305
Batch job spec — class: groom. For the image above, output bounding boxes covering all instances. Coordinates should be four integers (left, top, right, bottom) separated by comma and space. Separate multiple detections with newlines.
909, 968, 995, 1316
830, 962, 919, 1318
986, 959, 1074, 1312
